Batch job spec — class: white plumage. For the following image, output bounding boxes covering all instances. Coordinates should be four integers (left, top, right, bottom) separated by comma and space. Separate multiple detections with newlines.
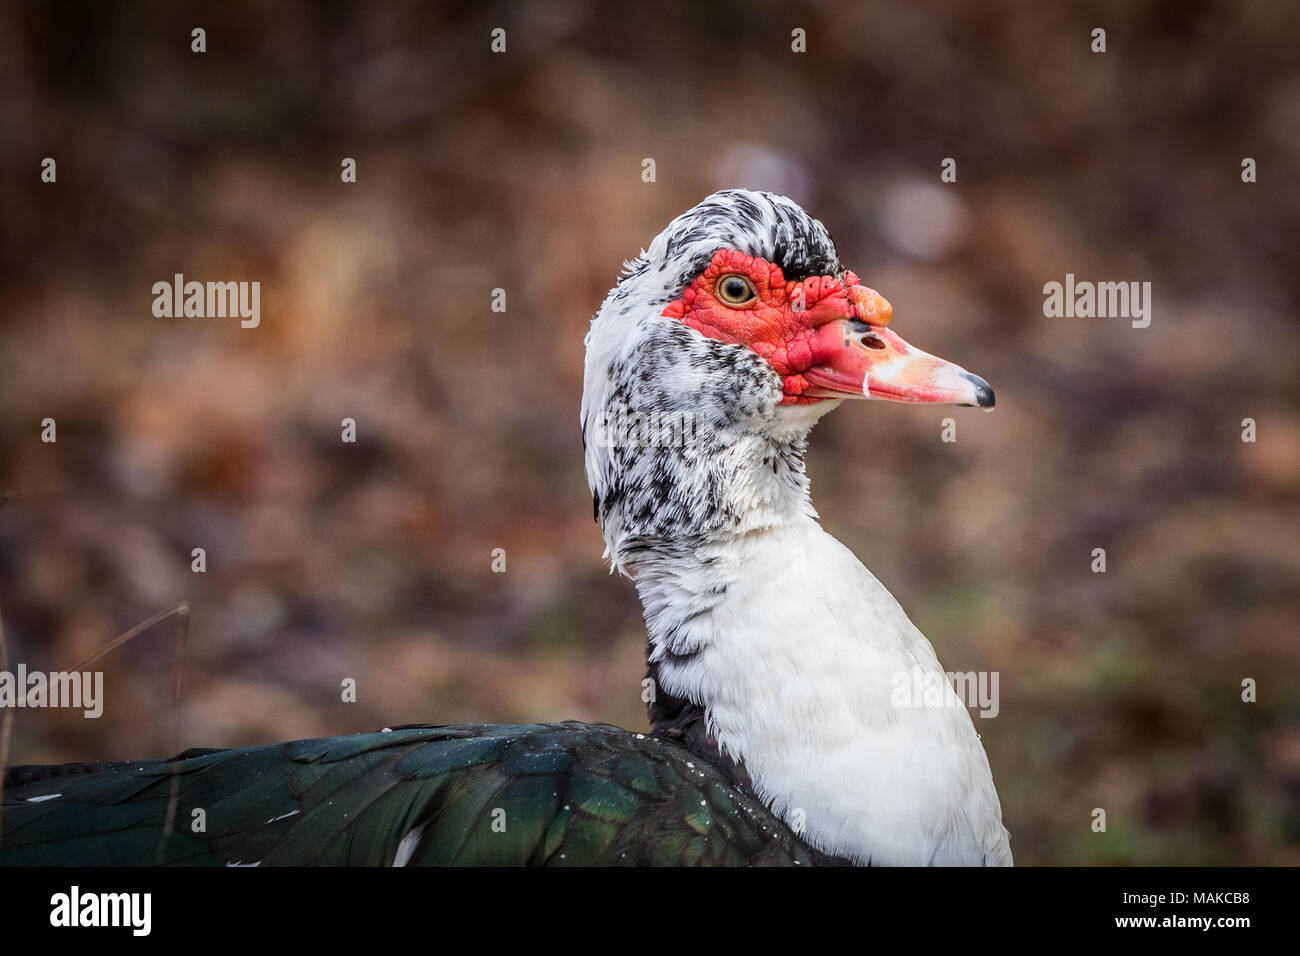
582, 188, 1011, 865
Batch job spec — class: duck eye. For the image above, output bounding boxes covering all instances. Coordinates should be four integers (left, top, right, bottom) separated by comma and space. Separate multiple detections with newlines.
716, 274, 757, 305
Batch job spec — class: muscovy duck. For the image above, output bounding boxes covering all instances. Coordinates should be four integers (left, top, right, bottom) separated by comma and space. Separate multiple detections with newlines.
1, 189, 1010, 866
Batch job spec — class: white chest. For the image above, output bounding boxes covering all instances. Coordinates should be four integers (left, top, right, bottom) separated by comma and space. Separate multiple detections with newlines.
641, 520, 1012, 865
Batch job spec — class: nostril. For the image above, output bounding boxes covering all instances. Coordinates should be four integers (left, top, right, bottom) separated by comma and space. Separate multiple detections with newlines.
861, 334, 887, 350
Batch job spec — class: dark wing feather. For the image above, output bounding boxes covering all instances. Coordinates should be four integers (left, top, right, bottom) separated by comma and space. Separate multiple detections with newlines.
1, 722, 821, 866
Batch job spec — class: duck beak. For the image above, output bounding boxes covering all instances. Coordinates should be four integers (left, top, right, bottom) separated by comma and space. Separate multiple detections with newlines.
800, 292, 994, 408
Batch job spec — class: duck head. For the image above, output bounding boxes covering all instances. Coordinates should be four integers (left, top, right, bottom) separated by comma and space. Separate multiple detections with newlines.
581, 189, 993, 560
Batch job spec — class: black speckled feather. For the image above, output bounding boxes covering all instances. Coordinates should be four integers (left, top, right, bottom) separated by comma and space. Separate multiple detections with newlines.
1, 722, 829, 866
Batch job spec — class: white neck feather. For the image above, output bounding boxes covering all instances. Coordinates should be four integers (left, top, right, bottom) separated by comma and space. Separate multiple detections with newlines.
630, 517, 1012, 866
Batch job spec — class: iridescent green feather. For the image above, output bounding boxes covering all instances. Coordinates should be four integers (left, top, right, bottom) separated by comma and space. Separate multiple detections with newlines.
1, 723, 819, 866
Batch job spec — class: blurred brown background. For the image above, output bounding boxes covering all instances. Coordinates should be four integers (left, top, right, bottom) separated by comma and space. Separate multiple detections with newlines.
1, 0, 1298, 864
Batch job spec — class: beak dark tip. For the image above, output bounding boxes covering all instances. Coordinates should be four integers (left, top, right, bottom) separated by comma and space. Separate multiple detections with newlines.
960, 371, 995, 409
